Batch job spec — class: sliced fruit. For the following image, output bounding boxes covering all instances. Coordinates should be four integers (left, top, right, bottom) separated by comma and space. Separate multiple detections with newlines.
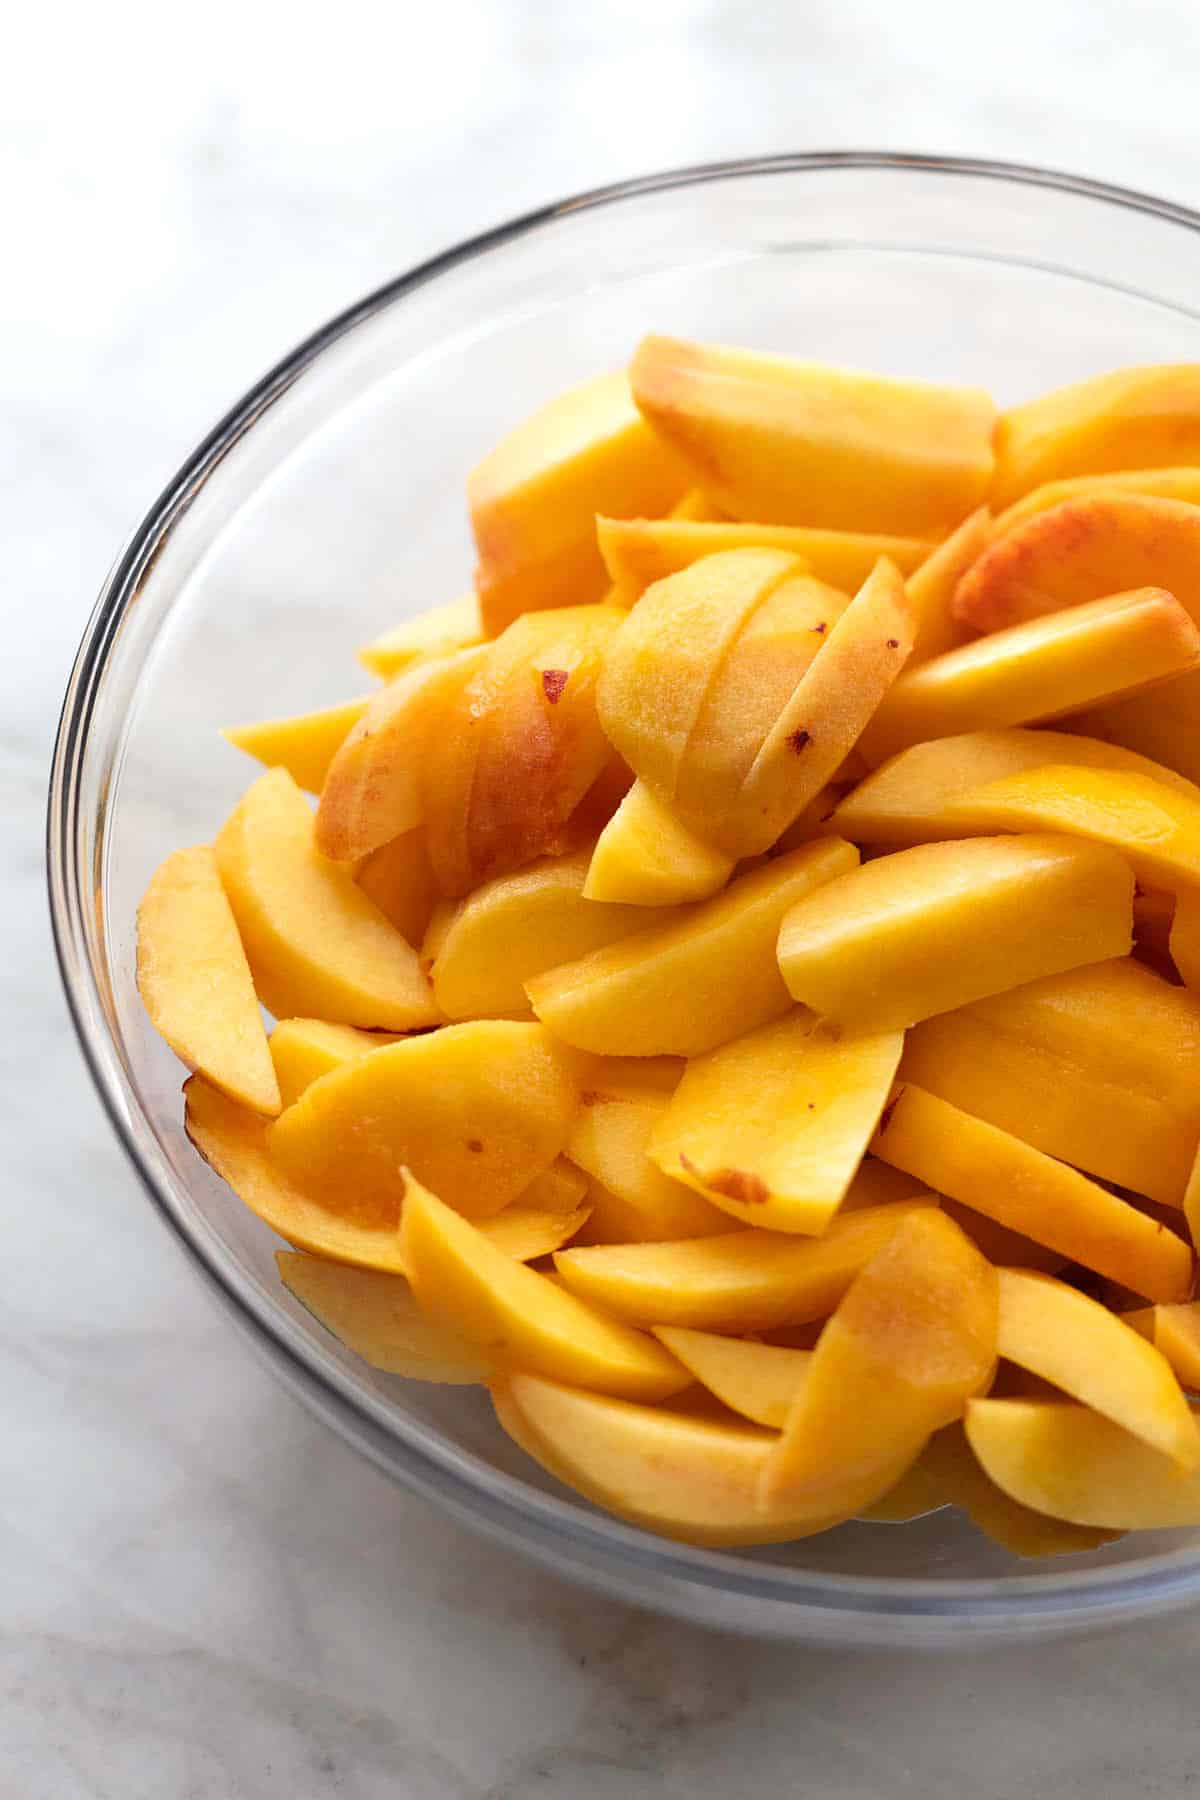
399, 1175, 688, 1401
994, 466, 1200, 535
354, 828, 437, 948
566, 1091, 729, 1241
1123, 1303, 1200, 1391
469, 368, 687, 634
630, 335, 995, 534
596, 514, 932, 604
652, 1327, 810, 1428
268, 1020, 578, 1223
856, 1455, 947, 1523
527, 837, 858, 1057
995, 1268, 1199, 1466
991, 366, 1200, 509
921, 1423, 1120, 1557
269, 1017, 401, 1109
859, 588, 1200, 768
1170, 884, 1200, 990
430, 849, 653, 1020
476, 1161, 593, 1260
649, 1012, 904, 1234
553, 1198, 938, 1332
277, 1251, 492, 1382
966, 1398, 1200, 1530
871, 1083, 1192, 1301
137, 844, 280, 1115
584, 780, 735, 906
668, 488, 727, 522
223, 697, 369, 794
777, 834, 1133, 1032
214, 768, 438, 1030
904, 506, 990, 663
942, 763, 1200, 893
356, 593, 485, 681
832, 727, 1199, 848
761, 1211, 998, 1508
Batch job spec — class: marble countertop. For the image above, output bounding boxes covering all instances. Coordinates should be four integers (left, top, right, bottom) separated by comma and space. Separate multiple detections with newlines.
10, 2, 1200, 1791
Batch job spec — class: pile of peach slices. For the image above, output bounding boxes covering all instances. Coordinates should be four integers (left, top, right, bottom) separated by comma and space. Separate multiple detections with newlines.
138, 340, 1200, 1553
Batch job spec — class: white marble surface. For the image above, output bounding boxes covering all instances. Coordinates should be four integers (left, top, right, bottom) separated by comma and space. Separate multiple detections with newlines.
10, 2, 1200, 1791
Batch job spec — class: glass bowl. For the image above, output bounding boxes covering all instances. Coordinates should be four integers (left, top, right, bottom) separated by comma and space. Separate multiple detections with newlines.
49, 153, 1200, 1647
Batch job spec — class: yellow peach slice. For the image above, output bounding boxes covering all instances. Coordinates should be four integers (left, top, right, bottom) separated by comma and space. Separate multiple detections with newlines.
356, 593, 485, 681
943, 763, 1200, 893
649, 1013, 904, 1234
399, 1175, 688, 1401
214, 769, 438, 1030
630, 335, 995, 534
430, 848, 653, 1021
1123, 1303, 1200, 1390
474, 1162, 593, 1261
277, 1251, 492, 1383
269, 1017, 401, 1109
469, 368, 687, 634
871, 1083, 1192, 1301
832, 727, 1199, 847
353, 828, 436, 948
268, 1020, 577, 1224
596, 515, 932, 605
566, 1091, 729, 1241
652, 1327, 810, 1428
584, 780, 736, 906
921, 1423, 1120, 1557
993, 466, 1200, 535
223, 697, 369, 795
761, 1211, 997, 1509
553, 1198, 938, 1333
1170, 885, 1200, 991
965, 1397, 1200, 1530
527, 837, 858, 1057
777, 834, 1133, 1033
668, 488, 727, 522
493, 1372, 905, 1546
904, 507, 991, 663
859, 588, 1200, 768
991, 365, 1200, 509
137, 845, 280, 1115
996, 1268, 1199, 1466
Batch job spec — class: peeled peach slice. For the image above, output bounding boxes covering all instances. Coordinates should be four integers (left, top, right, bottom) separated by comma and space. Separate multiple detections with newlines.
399, 1175, 688, 1401
527, 837, 858, 1057
214, 769, 438, 1030
761, 1210, 997, 1510
268, 1020, 577, 1223
354, 828, 437, 948
921, 1423, 1120, 1557
996, 1268, 1200, 1466
991, 365, 1200, 509
777, 834, 1134, 1033
1123, 1303, 1200, 1391
223, 697, 369, 794
630, 335, 995, 534
277, 1252, 493, 1383
649, 1013, 904, 1234
652, 1328, 810, 1428
993, 466, 1200, 535
871, 1083, 1193, 1301
965, 1397, 1200, 1530
469, 368, 687, 634
904, 507, 991, 663
464, 1162, 592, 1261
1170, 885, 1200, 991
584, 780, 735, 906
356, 593, 484, 681
269, 1017, 401, 1108
553, 1198, 939, 1332
566, 1090, 729, 1242
137, 845, 280, 1115
859, 588, 1200, 767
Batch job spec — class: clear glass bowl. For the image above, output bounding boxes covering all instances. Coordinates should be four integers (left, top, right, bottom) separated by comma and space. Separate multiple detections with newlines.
49, 153, 1200, 1646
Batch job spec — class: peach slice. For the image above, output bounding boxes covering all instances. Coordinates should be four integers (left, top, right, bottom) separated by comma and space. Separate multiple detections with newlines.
277, 1251, 493, 1383
904, 507, 991, 663
1170, 885, 1200, 991
566, 1090, 729, 1242
871, 1083, 1193, 1302
354, 828, 437, 947
991, 365, 1200, 509
399, 1174, 688, 1401
995, 1268, 1199, 1466
137, 845, 280, 1115
651, 1328, 811, 1428
527, 837, 858, 1058
942, 763, 1200, 893
552, 1198, 939, 1332
214, 768, 438, 1030
469, 368, 687, 635
356, 593, 485, 681
596, 515, 932, 605
777, 834, 1133, 1033
649, 1013, 904, 1234
858, 588, 1200, 768
965, 1398, 1200, 1530
584, 780, 736, 906
993, 466, 1200, 536
630, 335, 995, 534
223, 697, 369, 794
668, 488, 728, 522
468, 1162, 593, 1261
268, 1020, 578, 1224
269, 1017, 401, 1109
430, 848, 653, 1021
921, 1423, 1120, 1557
761, 1211, 997, 1510
1123, 1303, 1200, 1391
831, 727, 1199, 847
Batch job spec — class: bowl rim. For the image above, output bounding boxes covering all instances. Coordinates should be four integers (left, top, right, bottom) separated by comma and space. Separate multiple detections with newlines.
48, 150, 1200, 1637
